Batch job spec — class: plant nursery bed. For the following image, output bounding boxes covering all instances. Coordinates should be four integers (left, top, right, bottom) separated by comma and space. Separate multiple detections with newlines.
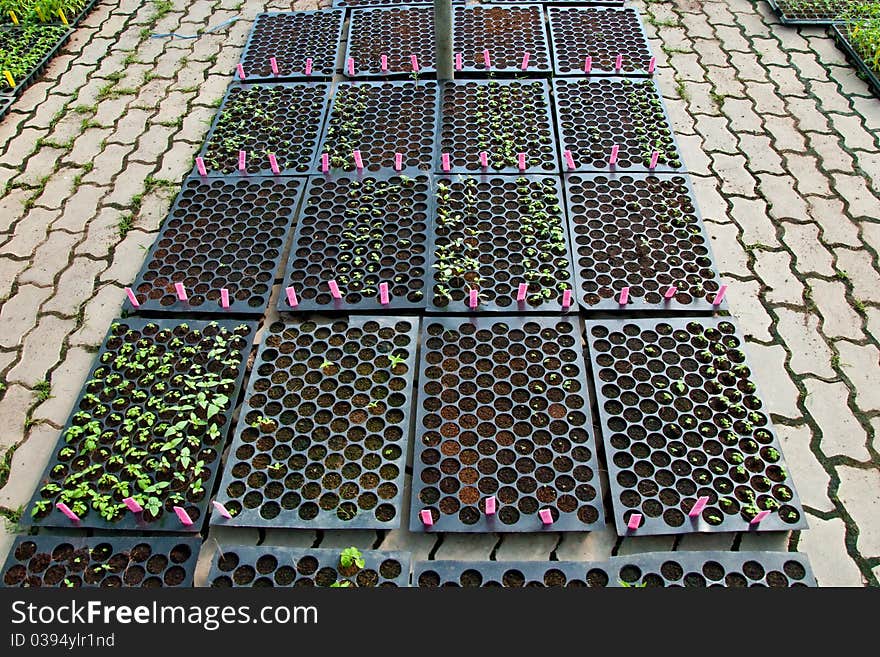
25, 318, 257, 532
411, 316, 604, 532
487, 0, 624, 5
564, 173, 724, 312
585, 317, 808, 536
213, 317, 418, 529
239, 10, 346, 81
198, 81, 331, 176
126, 176, 305, 316
318, 80, 439, 173
831, 26, 880, 98
767, 0, 849, 24
0, 25, 70, 96
1, 534, 200, 588
437, 79, 558, 174
278, 173, 431, 313
548, 7, 654, 77
413, 550, 816, 587
1, 0, 97, 27
427, 174, 576, 313
553, 77, 684, 173
207, 546, 411, 587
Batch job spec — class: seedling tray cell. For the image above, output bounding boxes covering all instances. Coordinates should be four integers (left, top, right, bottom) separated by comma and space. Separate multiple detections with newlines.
411, 316, 604, 532
428, 174, 577, 313
345, 6, 438, 78
766, 0, 849, 24
198, 81, 331, 176
831, 26, 880, 98
278, 173, 431, 313
213, 316, 418, 529
24, 317, 257, 532
126, 175, 305, 316
564, 173, 724, 312
454, 5, 552, 76
1, 534, 200, 588
207, 546, 411, 587
317, 80, 439, 173
0, 25, 71, 96
553, 77, 684, 173
239, 10, 346, 81
437, 79, 558, 174
585, 317, 808, 536
548, 7, 654, 77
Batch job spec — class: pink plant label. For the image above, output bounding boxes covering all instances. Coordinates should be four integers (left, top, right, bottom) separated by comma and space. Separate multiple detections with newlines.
561, 289, 572, 308
713, 284, 728, 306
347, 57, 355, 76
485, 496, 497, 515
321, 153, 329, 173
564, 149, 576, 170
619, 286, 629, 305
174, 506, 194, 526
122, 497, 142, 513
539, 509, 553, 525
648, 56, 656, 73
649, 150, 659, 169
212, 500, 232, 519
380, 54, 388, 72
268, 153, 280, 174
125, 287, 139, 308
379, 282, 389, 305
479, 151, 489, 168
664, 285, 677, 299
328, 279, 342, 299
517, 153, 526, 171
584, 55, 592, 73
615, 53, 623, 70
305, 58, 313, 76
175, 282, 187, 301
516, 282, 528, 302
394, 152, 403, 171
285, 286, 299, 307
689, 495, 710, 518
455, 52, 463, 71
56, 502, 80, 522
469, 289, 478, 309
521, 52, 530, 70
483, 49, 491, 68
270, 57, 279, 75
627, 513, 642, 530
236, 63, 245, 79
353, 149, 364, 170
750, 510, 770, 525
238, 150, 246, 172
195, 156, 207, 176
441, 153, 451, 172
420, 509, 434, 527
410, 54, 419, 72
609, 144, 620, 165
221, 288, 230, 308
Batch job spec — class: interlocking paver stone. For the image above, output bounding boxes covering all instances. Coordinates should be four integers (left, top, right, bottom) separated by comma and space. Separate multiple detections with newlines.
804, 378, 871, 462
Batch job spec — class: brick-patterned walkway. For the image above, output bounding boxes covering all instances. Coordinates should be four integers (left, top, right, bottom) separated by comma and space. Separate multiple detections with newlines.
0, 0, 877, 586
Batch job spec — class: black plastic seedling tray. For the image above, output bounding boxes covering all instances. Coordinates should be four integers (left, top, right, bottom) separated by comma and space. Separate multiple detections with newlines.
238, 10, 346, 81
453, 5, 553, 76
1, 534, 200, 588
413, 550, 816, 587
344, 6, 439, 78
0, 25, 71, 96
213, 317, 419, 530
411, 316, 604, 532
437, 79, 559, 174
317, 80, 439, 173
766, 0, 848, 24
0, 95, 12, 119
24, 317, 257, 533
563, 172, 725, 313
197, 81, 331, 176
486, 0, 625, 5
584, 317, 808, 536
206, 546, 412, 587
831, 26, 880, 98
278, 173, 431, 313
427, 174, 577, 313
125, 175, 305, 316
548, 7, 654, 77
333, 0, 464, 7
553, 77, 684, 173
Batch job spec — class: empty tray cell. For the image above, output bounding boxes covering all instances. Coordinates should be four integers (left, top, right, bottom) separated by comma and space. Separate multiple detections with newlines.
318, 80, 439, 173
1, 534, 200, 588
564, 173, 724, 312
213, 317, 418, 529
199, 81, 330, 175
279, 173, 430, 313
585, 317, 808, 536
411, 316, 604, 532
554, 77, 684, 172
548, 7, 653, 76
437, 79, 558, 173
25, 318, 256, 532
240, 10, 345, 80
127, 176, 304, 315
428, 174, 576, 313
345, 6, 437, 77
454, 5, 552, 76
207, 546, 411, 587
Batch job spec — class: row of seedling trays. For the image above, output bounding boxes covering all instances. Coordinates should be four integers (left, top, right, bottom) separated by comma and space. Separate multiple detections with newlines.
238, 6, 655, 80
1, 537, 817, 588
0, 0, 98, 113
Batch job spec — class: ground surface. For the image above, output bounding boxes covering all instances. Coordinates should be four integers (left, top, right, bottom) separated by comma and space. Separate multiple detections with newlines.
0, 0, 877, 586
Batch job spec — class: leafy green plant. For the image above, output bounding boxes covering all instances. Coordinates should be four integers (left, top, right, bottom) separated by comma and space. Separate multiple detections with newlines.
339, 547, 365, 570
841, 1, 880, 74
